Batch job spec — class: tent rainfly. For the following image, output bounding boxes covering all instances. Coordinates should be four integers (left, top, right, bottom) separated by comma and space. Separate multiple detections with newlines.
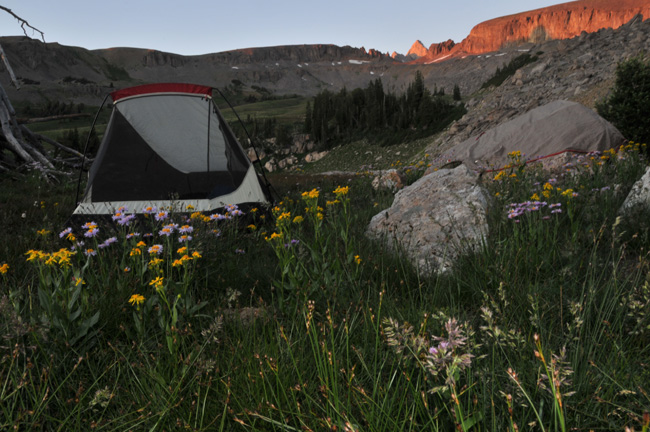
73, 83, 271, 216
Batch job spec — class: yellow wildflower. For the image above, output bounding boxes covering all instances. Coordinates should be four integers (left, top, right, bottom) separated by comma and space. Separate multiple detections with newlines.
128, 294, 145, 308
177, 246, 188, 255
0, 263, 8, 274
493, 171, 506, 181
354, 255, 361, 265
149, 276, 164, 291
37, 229, 50, 236
293, 216, 304, 224
530, 193, 540, 201
149, 258, 164, 267
301, 188, 319, 200
136, 241, 146, 248
130, 248, 142, 257
247, 224, 257, 230
191, 251, 202, 259
333, 185, 349, 196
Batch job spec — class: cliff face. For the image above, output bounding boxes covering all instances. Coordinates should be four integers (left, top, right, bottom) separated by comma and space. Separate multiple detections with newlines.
413, 0, 650, 63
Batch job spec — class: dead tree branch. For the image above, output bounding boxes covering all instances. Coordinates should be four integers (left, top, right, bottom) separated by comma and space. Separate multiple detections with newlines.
0, 6, 45, 41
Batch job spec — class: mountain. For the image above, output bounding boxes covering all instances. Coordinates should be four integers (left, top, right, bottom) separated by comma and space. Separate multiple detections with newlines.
411, 0, 650, 63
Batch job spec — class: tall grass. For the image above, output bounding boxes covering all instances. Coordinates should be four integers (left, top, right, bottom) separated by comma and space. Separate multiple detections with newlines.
1, 144, 649, 430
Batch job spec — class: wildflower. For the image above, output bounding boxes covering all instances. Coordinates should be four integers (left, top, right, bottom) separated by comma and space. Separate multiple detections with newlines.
191, 251, 202, 259
142, 206, 157, 214
493, 171, 506, 181
83, 221, 98, 230
37, 228, 50, 236
148, 244, 163, 255
149, 276, 164, 291
178, 235, 192, 243
235, 249, 245, 254
124, 267, 131, 272
84, 248, 97, 257
354, 255, 362, 265
210, 213, 228, 221
129, 248, 142, 257
333, 185, 349, 196
149, 258, 163, 267
178, 225, 193, 234
292, 216, 304, 224
301, 188, 319, 200
85, 227, 99, 238
266, 232, 282, 241
155, 210, 169, 221
136, 241, 146, 248
129, 294, 145, 308
551, 209, 562, 214
230, 209, 244, 217
530, 193, 540, 201
247, 224, 257, 230
326, 199, 340, 206
59, 227, 73, 238
186, 204, 195, 211
177, 246, 188, 255
126, 232, 141, 239
561, 189, 574, 197
98, 237, 118, 249
0, 263, 9, 274
73, 278, 86, 287
117, 214, 136, 226
509, 173, 517, 178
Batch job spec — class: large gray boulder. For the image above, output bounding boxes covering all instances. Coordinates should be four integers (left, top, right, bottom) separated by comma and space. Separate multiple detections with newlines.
366, 164, 490, 275
619, 166, 650, 215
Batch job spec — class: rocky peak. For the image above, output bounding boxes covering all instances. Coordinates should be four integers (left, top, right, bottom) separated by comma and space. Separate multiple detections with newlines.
407, 40, 429, 57
412, 0, 650, 63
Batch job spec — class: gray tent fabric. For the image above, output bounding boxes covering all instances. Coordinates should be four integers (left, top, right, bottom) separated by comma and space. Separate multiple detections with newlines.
448, 100, 626, 171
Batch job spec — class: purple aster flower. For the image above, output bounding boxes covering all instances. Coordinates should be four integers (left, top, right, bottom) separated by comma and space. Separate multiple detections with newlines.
144, 233, 153, 238
178, 235, 193, 243
155, 210, 169, 221
235, 248, 245, 254
178, 225, 193, 234
85, 227, 99, 238
126, 232, 141, 239
551, 209, 562, 214
84, 248, 97, 257
142, 206, 157, 214
118, 214, 136, 226
59, 227, 72, 238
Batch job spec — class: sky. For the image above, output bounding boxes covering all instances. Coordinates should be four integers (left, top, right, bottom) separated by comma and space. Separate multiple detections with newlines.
1, 0, 571, 56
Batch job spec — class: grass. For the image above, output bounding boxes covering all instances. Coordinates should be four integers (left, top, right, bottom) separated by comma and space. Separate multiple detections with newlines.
1, 143, 650, 431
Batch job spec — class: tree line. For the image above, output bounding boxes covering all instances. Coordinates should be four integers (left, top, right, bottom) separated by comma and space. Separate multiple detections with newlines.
305, 71, 465, 147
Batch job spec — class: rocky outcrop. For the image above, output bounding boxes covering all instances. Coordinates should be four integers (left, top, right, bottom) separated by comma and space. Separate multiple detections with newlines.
427, 15, 650, 163
366, 164, 490, 275
412, 0, 650, 63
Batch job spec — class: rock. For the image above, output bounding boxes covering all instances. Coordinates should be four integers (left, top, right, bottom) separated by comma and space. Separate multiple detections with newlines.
247, 147, 266, 162
371, 169, 406, 191
264, 158, 277, 172
304, 150, 328, 163
277, 155, 298, 169
366, 164, 490, 275
619, 166, 650, 215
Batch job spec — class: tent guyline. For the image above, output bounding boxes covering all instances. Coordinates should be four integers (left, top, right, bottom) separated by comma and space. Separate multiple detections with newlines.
73, 83, 273, 217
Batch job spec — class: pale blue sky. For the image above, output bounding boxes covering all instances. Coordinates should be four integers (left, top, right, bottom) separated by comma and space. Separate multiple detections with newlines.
1, 0, 570, 56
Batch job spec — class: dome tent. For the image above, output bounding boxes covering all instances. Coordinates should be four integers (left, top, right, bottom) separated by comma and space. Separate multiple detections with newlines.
73, 83, 271, 216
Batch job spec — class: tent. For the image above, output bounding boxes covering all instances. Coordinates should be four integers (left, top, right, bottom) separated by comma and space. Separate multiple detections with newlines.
73, 83, 272, 216
448, 100, 626, 171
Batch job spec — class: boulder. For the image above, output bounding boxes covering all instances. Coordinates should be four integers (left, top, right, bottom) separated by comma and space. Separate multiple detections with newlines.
366, 164, 490, 275
304, 151, 328, 163
277, 155, 298, 169
247, 147, 266, 162
264, 158, 277, 173
619, 166, 650, 215
371, 169, 406, 191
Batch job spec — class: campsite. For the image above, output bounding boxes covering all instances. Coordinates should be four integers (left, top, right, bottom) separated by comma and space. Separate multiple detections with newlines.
2, 2, 650, 431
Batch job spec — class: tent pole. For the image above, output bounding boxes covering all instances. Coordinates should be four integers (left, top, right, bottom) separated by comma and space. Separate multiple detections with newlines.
213, 88, 276, 197
75, 92, 110, 206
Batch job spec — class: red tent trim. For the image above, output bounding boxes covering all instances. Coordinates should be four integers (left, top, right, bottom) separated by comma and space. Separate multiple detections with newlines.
111, 83, 213, 102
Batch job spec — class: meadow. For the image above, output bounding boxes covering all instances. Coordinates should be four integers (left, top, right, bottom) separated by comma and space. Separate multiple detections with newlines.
1, 143, 649, 431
